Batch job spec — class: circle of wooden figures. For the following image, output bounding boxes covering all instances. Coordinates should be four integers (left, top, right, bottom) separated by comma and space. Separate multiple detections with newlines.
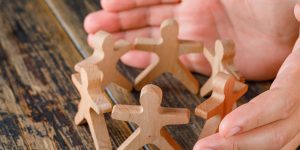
71, 19, 249, 150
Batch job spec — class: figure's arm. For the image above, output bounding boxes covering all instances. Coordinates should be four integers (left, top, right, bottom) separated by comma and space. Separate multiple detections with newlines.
203, 48, 214, 65
134, 38, 160, 52
111, 105, 142, 123
179, 40, 203, 55
161, 108, 190, 126
114, 40, 132, 57
195, 97, 224, 120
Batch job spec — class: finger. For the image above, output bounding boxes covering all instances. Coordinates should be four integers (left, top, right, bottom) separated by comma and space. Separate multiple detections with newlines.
180, 54, 210, 75
121, 50, 211, 74
121, 51, 157, 69
293, 3, 300, 51
295, 2, 300, 22
194, 108, 300, 150
281, 132, 300, 150
87, 27, 159, 69
88, 33, 156, 69
101, 0, 180, 12
113, 27, 160, 42
84, 5, 176, 34
219, 88, 298, 137
87, 27, 160, 47
88, 32, 210, 74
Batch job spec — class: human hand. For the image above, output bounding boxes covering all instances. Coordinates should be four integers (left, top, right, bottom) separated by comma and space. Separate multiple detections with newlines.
84, 0, 299, 80
193, 3, 300, 149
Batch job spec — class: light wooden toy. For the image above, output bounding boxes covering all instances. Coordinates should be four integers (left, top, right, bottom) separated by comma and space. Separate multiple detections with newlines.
134, 19, 203, 94
72, 65, 113, 150
195, 72, 248, 138
111, 84, 190, 150
200, 40, 244, 97
75, 31, 133, 90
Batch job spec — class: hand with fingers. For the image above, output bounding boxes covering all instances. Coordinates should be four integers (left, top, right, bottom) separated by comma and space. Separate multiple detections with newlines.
84, 0, 300, 149
194, 4, 300, 150
84, 0, 298, 80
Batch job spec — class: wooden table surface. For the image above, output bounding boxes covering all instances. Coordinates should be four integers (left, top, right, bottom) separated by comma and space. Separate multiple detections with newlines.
0, 0, 274, 149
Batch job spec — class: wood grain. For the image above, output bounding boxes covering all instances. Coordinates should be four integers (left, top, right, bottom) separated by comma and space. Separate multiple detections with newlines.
0, 0, 133, 149
45, 0, 100, 57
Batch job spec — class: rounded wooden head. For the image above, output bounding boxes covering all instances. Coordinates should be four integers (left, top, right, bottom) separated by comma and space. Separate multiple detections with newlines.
79, 65, 103, 90
214, 40, 235, 61
140, 84, 163, 109
92, 31, 114, 54
160, 19, 179, 40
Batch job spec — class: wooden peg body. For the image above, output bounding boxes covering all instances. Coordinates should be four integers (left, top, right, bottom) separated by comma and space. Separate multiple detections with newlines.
112, 84, 190, 150
75, 31, 132, 90
134, 19, 203, 94
195, 72, 248, 138
200, 40, 244, 97
72, 65, 112, 150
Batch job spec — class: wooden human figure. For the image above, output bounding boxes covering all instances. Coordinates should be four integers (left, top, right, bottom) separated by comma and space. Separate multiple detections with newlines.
200, 40, 244, 97
195, 73, 248, 138
134, 19, 203, 94
75, 31, 132, 90
111, 84, 190, 150
72, 65, 112, 150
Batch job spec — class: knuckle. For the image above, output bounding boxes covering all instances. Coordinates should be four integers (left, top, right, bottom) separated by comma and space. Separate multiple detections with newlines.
280, 97, 296, 119
272, 132, 286, 148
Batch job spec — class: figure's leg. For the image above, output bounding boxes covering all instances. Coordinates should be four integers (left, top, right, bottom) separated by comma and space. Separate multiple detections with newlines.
134, 65, 160, 90
199, 115, 221, 139
200, 76, 214, 97
118, 128, 145, 150
74, 111, 86, 125
153, 128, 181, 150
115, 71, 133, 90
86, 110, 112, 150
172, 61, 199, 94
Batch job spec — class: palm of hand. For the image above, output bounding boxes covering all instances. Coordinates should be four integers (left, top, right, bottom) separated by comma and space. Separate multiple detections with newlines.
85, 0, 298, 80
176, 0, 298, 80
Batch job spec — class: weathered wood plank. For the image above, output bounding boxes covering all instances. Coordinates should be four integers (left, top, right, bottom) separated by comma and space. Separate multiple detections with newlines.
0, 0, 133, 149
44, 0, 142, 81
44, 0, 100, 58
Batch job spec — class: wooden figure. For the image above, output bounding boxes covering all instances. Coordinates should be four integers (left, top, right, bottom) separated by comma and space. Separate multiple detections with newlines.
72, 65, 113, 150
111, 84, 190, 150
195, 72, 248, 138
200, 40, 244, 97
133, 19, 203, 94
75, 31, 132, 90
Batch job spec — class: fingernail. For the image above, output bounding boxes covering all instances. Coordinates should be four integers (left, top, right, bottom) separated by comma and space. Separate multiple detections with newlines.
295, 3, 300, 21
225, 127, 241, 137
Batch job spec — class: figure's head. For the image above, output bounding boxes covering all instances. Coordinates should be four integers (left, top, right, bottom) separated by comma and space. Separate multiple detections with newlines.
93, 31, 114, 54
79, 65, 103, 90
160, 19, 179, 40
140, 84, 163, 110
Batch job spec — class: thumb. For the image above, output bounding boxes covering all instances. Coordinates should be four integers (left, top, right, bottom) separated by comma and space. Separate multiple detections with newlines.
293, 2, 300, 51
